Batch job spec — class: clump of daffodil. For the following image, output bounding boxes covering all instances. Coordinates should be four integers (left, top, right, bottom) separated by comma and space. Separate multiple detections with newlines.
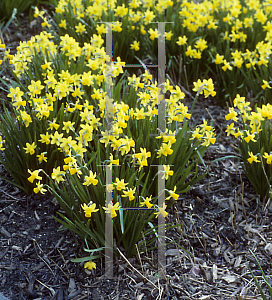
190, 119, 216, 147
192, 78, 216, 98
4, 0, 272, 269
225, 94, 272, 201
28, 0, 272, 107
0, 24, 217, 262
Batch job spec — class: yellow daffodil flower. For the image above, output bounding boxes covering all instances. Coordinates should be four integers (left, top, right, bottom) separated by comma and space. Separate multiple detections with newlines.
37, 153, 47, 163
114, 178, 128, 191
247, 152, 260, 163
81, 203, 99, 218
225, 108, 238, 122
34, 181, 47, 194
75, 23, 86, 34
139, 196, 153, 208
148, 28, 159, 40
154, 203, 168, 218
162, 165, 173, 180
244, 130, 257, 143
176, 35, 187, 46
83, 171, 98, 186
28, 169, 42, 183
130, 41, 140, 51
166, 186, 179, 201
157, 142, 173, 158
263, 152, 272, 164
122, 187, 136, 201
51, 167, 65, 183
24, 142, 37, 155
84, 260, 96, 270
262, 80, 271, 90
103, 202, 120, 218
225, 123, 236, 136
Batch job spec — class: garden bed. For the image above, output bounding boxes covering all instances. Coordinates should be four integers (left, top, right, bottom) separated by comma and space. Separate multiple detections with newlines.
0, 4, 272, 300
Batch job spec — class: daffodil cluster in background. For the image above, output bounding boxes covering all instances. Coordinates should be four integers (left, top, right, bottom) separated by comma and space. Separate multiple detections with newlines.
30, 0, 272, 106
0, 0, 50, 23
225, 94, 272, 201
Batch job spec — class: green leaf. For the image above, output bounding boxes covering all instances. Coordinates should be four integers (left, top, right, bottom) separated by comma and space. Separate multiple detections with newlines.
83, 247, 105, 253
249, 250, 272, 299
119, 197, 124, 234
71, 255, 102, 263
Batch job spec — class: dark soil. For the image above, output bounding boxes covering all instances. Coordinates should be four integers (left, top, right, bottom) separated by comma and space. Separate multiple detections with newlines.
0, 9, 272, 300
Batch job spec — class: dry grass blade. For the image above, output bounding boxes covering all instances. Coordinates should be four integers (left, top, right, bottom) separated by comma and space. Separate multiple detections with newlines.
117, 247, 159, 290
